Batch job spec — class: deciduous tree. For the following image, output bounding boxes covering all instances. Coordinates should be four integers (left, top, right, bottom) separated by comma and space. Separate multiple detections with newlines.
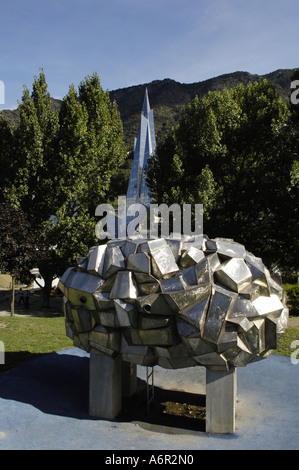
2, 70, 126, 306
0, 202, 37, 314
147, 80, 297, 275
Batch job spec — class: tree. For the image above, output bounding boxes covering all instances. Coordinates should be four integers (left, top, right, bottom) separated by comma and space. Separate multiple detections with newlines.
289, 69, 299, 188
3, 70, 126, 306
6, 71, 60, 306
274, 69, 299, 279
9, 70, 59, 222
0, 202, 37, 315
147, 80, 297, 275
78, 73, 127, 213
0, 115, 15, 202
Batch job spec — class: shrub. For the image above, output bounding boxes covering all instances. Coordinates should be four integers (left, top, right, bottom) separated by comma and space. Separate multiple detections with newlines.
282, 283, 299, 316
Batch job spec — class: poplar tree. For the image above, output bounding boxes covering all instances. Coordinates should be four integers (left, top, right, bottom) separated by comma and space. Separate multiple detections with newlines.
78, 73, 127, 213
3, 70, 126, 306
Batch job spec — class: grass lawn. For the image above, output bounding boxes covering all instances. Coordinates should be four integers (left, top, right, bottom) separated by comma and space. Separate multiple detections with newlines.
1, 315, 298, 374
0, 315, 73, 373
274, 326, 299, 358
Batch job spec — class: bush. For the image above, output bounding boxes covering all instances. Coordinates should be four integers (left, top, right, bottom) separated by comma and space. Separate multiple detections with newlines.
282, 283, 299, 316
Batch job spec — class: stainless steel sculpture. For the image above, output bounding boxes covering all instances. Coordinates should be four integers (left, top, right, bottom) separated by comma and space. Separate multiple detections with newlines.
126, 88, 156, 210
59, 235, 288, 371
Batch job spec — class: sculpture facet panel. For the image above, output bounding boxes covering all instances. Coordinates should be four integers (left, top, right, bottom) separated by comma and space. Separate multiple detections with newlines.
126, 88, 156, 210
59, 235, 288, 371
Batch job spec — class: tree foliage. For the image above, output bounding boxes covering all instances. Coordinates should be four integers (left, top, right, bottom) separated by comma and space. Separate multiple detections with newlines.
0, 70, 126, 305
0, 202, 37, 282
147, 80, 298, 276
0, 116, 15, 202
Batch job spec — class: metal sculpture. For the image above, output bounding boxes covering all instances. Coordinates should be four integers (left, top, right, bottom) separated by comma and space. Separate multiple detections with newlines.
59, 235, 288, 371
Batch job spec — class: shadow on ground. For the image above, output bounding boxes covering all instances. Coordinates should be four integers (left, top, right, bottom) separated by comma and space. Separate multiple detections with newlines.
119, 384, 206, 432
0, 351, 206, 432
0, 289, 64, 317
1, 351, 46, 373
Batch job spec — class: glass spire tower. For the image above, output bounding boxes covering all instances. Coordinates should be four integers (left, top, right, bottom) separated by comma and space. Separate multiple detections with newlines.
126, 88, 156, 209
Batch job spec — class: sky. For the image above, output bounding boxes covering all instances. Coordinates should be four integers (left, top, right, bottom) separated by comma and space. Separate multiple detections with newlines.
0, 0, 298, 109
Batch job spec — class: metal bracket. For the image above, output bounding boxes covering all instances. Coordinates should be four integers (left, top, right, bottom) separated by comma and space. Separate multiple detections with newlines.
146, 366, 154, 413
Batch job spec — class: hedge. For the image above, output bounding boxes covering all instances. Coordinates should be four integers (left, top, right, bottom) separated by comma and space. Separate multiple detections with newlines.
282, 283, 299, 316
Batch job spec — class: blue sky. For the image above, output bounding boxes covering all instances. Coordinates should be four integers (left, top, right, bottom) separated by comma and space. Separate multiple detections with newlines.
0, 0, 298, 109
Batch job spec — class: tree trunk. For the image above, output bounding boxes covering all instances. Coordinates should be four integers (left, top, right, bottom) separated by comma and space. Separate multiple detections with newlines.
41, 274, 53, 308
10, 275, 15, 317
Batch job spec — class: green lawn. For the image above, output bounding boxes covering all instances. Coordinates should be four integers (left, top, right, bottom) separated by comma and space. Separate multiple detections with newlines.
274, 327, 299, 358
1, 315, 298, 374
0, 315, 73, 373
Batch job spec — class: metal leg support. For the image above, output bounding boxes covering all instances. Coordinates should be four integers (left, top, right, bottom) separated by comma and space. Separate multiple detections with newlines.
89, 352, 122, 419
146, 366, 154, 413
206, 367, 237, 434
122, 361, 137, 397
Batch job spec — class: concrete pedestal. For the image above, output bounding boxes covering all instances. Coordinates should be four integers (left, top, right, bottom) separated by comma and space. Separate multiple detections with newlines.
89, 354, 137, 419
206, 367, 237, 434
89, 352, 122, 419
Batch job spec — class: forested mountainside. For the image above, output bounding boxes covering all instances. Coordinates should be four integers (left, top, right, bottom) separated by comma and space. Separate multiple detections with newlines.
2, 68, 296, 153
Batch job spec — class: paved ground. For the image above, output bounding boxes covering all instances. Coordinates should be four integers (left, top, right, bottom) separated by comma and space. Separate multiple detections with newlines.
0, 287, 63, 317
0, 347, 298, 450
0, 287, 298, 451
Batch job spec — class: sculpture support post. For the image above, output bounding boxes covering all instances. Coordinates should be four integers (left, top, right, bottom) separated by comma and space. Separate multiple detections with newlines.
122, 361, 137, 397
89, 352, 122, 419
206, 367, 237, 434
89, 354, 137, 419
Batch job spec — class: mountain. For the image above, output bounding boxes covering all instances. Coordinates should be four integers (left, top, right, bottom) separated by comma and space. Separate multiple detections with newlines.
1, 68, 297, 153
1, 97, 61, 131
109, 69, 296, 152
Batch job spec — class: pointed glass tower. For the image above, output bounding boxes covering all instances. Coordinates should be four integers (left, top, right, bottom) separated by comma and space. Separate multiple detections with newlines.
126, 88, 156, 209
